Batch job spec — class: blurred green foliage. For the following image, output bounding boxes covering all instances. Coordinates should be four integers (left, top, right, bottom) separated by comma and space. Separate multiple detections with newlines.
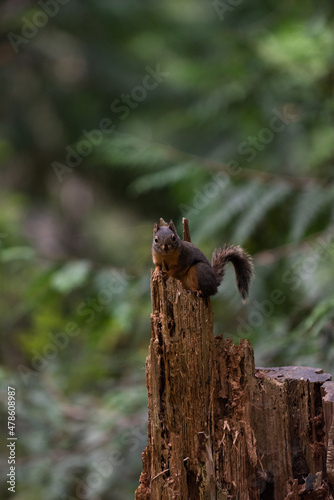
1, 0, 334, 498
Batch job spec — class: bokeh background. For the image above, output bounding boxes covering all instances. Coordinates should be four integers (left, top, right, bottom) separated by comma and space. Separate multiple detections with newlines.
1, 1, 334, 499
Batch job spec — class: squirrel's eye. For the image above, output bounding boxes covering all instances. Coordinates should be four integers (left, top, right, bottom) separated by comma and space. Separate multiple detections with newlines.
171, 234, 176, 241
154, 237, 158, 243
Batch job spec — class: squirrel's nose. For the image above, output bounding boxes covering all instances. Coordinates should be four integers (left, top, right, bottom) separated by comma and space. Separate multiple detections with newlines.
163, 244, 168, 251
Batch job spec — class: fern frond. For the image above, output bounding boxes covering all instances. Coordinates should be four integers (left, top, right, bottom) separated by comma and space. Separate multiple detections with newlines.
295, 296, 334, 339
98, 134, 170, 168
194, 182, 262, 240
290, 186, 334, 241
232, 184, 292, 244
129, 162, 197, 195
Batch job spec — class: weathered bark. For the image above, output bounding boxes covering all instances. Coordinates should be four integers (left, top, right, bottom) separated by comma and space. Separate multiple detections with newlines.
135, 273, 334, 500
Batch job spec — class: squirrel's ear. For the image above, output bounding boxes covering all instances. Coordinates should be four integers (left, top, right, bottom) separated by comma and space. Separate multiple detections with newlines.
168, 220, 177, 232
153, 222, 159, 234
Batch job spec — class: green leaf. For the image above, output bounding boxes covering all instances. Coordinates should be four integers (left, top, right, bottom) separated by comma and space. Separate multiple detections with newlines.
232, 184, 292, 243
129, 162, 197, 195
257, 23, 334, 84
290, 187, 334, 241
302, 296, 334, 337
0, 246, 35, 262
194, 182, 261, 241
98, 134, 170, 168
50, 261, 91, 293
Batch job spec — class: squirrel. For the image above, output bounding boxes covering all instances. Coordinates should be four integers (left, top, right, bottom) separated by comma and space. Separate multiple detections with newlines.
152, 219, 253, 300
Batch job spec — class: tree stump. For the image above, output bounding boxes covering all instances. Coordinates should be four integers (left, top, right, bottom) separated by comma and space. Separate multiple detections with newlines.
135, 273, 334, 500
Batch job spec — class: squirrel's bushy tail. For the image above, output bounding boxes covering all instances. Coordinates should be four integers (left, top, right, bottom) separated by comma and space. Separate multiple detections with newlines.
212, 244, 254, 301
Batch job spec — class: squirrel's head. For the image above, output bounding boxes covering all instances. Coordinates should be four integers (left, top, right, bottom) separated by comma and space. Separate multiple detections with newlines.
152, 220, 181, 255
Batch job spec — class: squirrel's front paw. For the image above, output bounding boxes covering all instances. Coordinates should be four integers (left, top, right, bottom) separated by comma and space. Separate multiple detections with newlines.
153, 266, 167, 277
154, 265, 162, 275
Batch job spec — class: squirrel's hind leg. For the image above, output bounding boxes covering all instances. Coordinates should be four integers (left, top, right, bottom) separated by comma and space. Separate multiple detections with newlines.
180, 263, 217, 297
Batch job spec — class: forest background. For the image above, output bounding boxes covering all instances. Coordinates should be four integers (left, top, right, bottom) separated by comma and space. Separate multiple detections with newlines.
1, 1, 334, 499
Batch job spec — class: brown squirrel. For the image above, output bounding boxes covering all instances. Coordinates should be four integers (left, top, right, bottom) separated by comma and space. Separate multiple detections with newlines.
152, 219, 253, 300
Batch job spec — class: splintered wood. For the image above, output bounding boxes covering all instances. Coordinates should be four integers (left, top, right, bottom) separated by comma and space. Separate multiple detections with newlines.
135, 273, 334, 500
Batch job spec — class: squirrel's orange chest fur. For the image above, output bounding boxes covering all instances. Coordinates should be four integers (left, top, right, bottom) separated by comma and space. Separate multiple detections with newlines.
152, 248, 181, 271
152, 247, 198, 288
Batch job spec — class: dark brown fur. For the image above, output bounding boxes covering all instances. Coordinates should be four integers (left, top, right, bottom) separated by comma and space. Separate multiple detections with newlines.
152, 220, 253, 300
212, 244, 253, 301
